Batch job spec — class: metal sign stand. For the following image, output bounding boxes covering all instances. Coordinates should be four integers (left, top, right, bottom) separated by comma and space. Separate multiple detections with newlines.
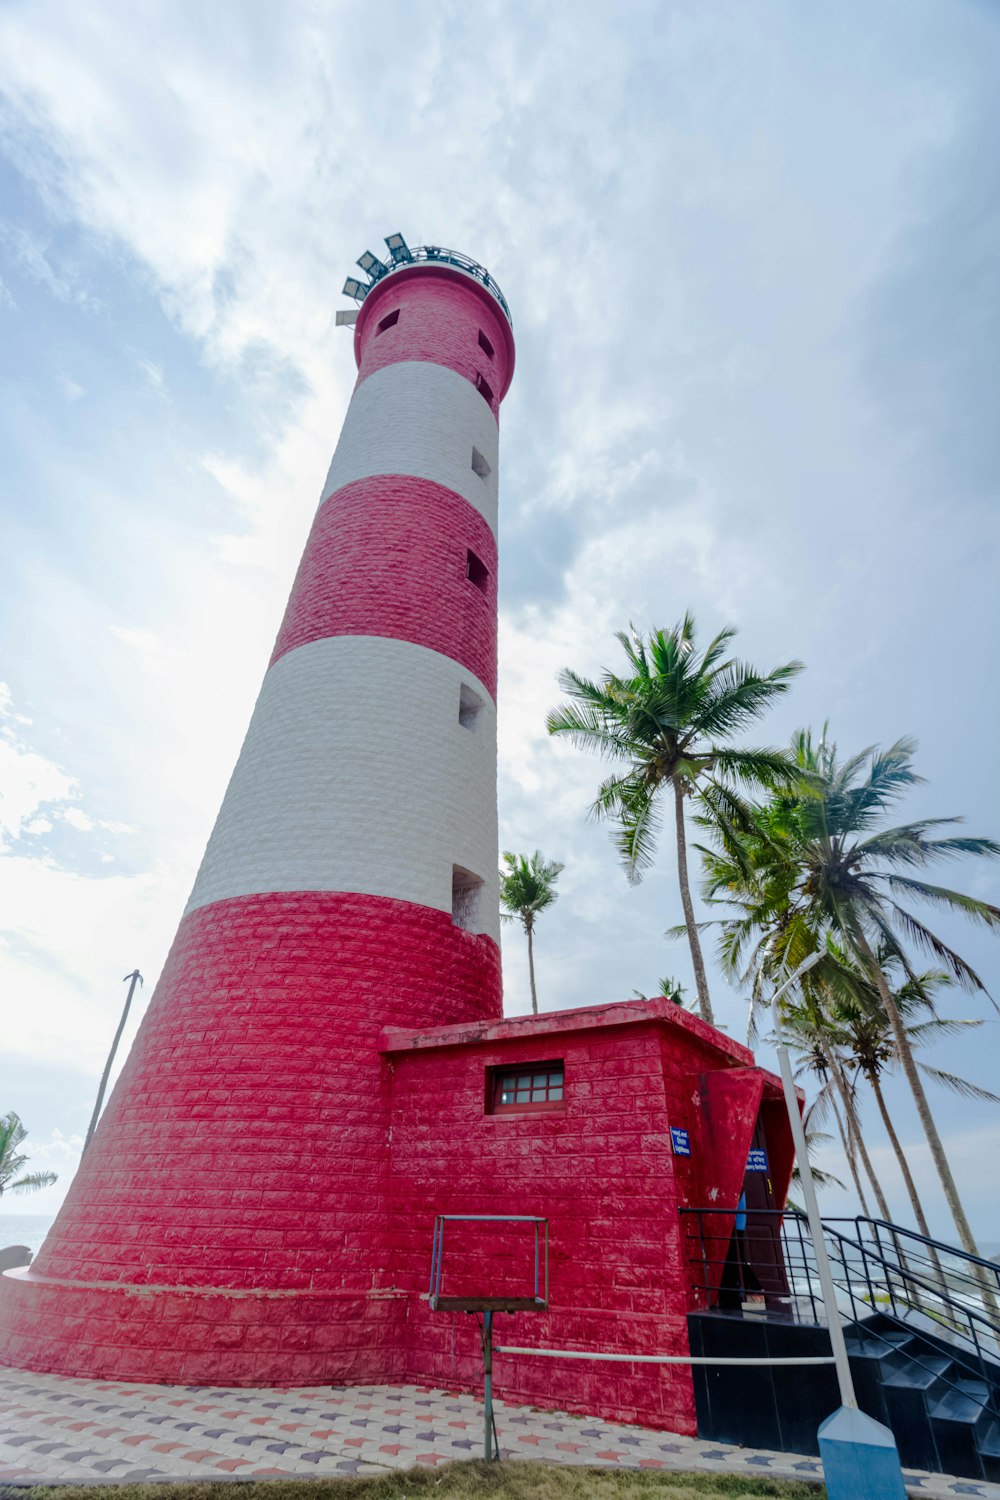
428, 1213, 549, 1462
481, 1310, 496, 1461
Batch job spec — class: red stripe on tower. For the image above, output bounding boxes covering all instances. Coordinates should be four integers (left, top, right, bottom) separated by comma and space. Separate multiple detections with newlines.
271, 477, 499, 695
0, 239, 515, 1384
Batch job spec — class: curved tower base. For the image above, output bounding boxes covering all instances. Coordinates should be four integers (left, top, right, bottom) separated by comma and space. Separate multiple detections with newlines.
0, 892, 500, 1382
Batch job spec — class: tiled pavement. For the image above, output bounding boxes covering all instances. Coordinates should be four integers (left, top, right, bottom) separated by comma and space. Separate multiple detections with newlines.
1, 1366, 998, 1496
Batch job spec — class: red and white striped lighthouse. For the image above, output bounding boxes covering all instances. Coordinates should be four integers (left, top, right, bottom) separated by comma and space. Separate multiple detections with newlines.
0, 238, 515, 1384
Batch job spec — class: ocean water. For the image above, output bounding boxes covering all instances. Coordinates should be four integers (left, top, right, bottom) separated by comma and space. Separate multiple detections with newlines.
0, 1214, 56, 1258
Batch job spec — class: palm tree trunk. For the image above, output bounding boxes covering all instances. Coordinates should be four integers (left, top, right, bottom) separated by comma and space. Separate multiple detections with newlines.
829, 1088, 872, 1218
856, 931, 999, 1319
526, 920, 538, 1015
868, 1069, 947, 1300
868, 1071, 933, 1240
825, 1048, 892, 1221
673, 779, 713, 1025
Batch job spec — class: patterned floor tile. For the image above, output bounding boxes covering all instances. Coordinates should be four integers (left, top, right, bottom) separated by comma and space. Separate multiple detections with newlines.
1, 1366, 999, 1495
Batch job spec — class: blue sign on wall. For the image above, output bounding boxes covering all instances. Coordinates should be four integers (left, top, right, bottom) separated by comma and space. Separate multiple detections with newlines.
670, 1127, 691, 1157
746, 1147, 769, 1172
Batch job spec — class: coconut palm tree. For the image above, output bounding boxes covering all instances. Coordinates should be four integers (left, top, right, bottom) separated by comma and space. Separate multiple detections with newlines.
499, 851, 564, 1015
656, 975, 688, 1005
547, 616, 803, 1025
631, 976, 691, 1006
0, 1113, 57, 1199
704, 726, 1000, 1272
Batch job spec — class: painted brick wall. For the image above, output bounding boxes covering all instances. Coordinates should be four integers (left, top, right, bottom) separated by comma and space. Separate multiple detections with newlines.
35, 893, 500, 1290
382, 1021, 700, 1435
271, 476, 499, 696
355, 271, 512, 416
0, 892, 501, 1381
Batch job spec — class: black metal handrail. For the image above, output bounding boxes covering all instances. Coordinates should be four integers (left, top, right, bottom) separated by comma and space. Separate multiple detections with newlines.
681, 1205, 1000, 1431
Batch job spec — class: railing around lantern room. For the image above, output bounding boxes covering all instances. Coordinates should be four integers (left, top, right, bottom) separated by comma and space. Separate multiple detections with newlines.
344, 239, 512, 328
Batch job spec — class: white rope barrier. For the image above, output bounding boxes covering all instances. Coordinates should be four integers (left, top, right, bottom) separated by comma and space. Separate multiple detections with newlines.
496, 1346, 835, 1366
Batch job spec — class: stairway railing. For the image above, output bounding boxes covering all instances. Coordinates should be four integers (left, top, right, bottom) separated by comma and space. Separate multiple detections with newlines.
681, 1205, 1000, 1429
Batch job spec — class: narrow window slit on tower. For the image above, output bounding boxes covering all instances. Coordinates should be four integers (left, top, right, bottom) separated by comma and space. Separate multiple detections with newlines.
466, 548, 489, 592
452, 866, 484, 932
471, 447, 491, 480
376, 308, 400, 334
478, 329, 495, 359
459, 684, 484, 730
475, 371, 494, 406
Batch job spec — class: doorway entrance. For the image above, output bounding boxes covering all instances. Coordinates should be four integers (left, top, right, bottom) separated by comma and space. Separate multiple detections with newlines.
718, 1118, 791, 1311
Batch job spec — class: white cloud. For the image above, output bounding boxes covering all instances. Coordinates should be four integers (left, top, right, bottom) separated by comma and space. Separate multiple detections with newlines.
60, 807, 94, 831
0, 689, 79, 842
137, 356, 165, 393
0, 685, 181, 1071
0, 223, 97, 308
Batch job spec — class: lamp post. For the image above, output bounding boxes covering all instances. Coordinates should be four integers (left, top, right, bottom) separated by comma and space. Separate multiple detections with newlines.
770, 956, 907, 1499
769, 953, 856, 1408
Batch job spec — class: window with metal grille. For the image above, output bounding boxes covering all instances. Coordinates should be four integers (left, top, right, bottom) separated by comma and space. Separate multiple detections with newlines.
490, 1062, 564, 1114
478, 329, 495, 359
377, 308, 400, 334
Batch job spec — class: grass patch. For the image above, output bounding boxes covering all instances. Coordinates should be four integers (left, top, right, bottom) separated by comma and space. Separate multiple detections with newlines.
7, 1459, 825, 1499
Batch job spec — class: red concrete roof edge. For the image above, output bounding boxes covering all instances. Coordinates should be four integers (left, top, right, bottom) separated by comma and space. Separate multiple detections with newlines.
379, 995, 754, 1066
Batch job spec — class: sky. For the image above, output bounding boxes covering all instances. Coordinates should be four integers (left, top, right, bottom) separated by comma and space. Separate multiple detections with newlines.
1, 0, 999, 1247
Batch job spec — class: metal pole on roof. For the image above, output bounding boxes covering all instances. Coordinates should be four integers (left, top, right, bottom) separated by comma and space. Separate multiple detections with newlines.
83, 969, 143, 1156
773, 959, 906, 1496
770, 953, 857, 1409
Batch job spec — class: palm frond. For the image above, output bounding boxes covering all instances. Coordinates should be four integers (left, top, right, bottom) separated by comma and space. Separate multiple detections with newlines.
916, 1064, 1000, 1104
9, 1171, 57, 1194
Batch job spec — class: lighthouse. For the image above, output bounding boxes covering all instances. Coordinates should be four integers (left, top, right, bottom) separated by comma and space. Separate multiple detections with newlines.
0, 238, 516, 1384
0, 240, 796, 1443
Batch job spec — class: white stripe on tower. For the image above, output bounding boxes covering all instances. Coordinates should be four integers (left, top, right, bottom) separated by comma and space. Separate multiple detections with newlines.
321, 360, 500, 530
185, 637, 499, 938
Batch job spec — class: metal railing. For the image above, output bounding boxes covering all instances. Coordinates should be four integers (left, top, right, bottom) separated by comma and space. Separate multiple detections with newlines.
353, 245, 512, 327
681, 1206, 1000, 1432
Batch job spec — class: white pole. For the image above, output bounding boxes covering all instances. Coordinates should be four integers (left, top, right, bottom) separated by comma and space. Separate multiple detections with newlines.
772, 955, 857, 1409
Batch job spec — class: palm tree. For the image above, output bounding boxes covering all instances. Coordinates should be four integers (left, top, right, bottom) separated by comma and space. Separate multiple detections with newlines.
0, 1113, 57, 1199
499, 851, 564, 1015
656, 975, 688, 1005
547, 616, 802, 1024
705, 727, 1000, 1272
632, 976, 691, 1006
